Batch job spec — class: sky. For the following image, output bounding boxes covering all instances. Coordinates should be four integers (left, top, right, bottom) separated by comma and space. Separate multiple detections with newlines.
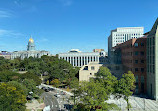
0, 0, 158, 54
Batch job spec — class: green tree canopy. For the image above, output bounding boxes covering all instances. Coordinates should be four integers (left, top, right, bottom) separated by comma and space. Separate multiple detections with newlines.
0, 83, 26, 111
0, 71, 20, 82
115, 71, 136, 111
96, 66, 117, 95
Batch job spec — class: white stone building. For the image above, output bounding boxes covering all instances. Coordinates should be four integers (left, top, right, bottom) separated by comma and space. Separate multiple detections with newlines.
58, 49, 100, 67
108, 27, 144, 57
11, 37, 50, 60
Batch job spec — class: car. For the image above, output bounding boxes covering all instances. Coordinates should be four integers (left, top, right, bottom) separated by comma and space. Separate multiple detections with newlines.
42, 87, 46, 90
49, 88, 55, 91
54, 94, 61, 98
60, 91, 66, 95
45, 88, 50, 92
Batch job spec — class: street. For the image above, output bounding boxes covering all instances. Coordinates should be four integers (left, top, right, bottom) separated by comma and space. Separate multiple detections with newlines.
41, 85, 73, 111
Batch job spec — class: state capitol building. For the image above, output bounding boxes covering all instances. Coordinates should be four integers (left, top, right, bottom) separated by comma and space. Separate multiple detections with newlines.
11, 37, 50, 60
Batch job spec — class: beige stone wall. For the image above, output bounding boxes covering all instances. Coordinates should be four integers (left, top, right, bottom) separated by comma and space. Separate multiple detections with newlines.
79, 62, 103, 81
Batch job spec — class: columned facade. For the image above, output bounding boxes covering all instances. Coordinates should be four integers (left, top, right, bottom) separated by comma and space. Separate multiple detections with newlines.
58, 49, 100, 67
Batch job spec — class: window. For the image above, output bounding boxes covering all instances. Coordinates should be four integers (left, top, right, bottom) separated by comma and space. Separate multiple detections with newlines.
135, 68, 138, 72
116, 66, 120, 70
135, 75, 138, 83
83, 66, 88, 70
134, 43, 138, 47
140, 51, 144, 56
91, 66, 95, 70
141, 60, 144, 63
141, 43, 144, 46
141, 68, 144, 73
135, 60, 138, 64
135, 51, 138, 55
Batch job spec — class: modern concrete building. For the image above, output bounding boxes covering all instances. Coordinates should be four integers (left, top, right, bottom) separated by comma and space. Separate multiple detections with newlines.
79, 62, 103, 81
147, 18, 158, 100
113, 36, 147, 94
58, 49, 100, 67
108, 27, 144, 58
0, 51, 11, 59
11, 37, 50, 60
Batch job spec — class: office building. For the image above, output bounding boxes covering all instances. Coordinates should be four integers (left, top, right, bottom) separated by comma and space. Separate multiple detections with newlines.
58, 49, 100, 67
108, 27, 144, 58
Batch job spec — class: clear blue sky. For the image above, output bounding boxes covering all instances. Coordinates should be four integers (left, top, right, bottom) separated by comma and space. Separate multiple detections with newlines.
0, 0, 158, 54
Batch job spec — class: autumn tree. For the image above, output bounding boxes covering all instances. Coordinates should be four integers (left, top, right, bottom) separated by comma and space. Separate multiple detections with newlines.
0, 83, 26, 111
50, 79, 60, 87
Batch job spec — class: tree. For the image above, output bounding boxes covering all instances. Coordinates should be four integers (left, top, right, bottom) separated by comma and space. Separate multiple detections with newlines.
0, 83, 26, 111
50, 79, 60, 87
0, 71, 20, 82
96, 66, 117, 95
70, 77, 79, 105
75, 79, 118, 110
20, 72, 42, 85
115, 71, 136, 111
22, 79, 37, 94
8, 81, 28, 95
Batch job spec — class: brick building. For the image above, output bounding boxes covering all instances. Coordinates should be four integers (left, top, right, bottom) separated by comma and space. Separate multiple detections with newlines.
113, 35, 147, 94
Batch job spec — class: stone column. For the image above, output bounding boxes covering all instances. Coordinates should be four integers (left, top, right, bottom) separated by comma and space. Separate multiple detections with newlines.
70, 56, 71, 64
86, 56, 88, 65
81, 56, 83, 67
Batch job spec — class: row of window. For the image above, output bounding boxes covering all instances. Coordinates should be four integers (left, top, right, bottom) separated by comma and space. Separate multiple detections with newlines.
114, 33, 142, 36
121, 51, 145, 56
134, 68, 145, 73
122, 59, 145, 64
134, 42, 145, 47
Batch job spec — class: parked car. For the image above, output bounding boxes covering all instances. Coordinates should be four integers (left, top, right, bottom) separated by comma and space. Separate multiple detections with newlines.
60, 91, 66, 95
48, 87, 55, 91
54, 94, 61, 98
45, 88, 50, 92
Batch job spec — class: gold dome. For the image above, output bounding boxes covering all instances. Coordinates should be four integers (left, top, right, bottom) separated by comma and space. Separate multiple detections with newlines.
29, 37, 34, 43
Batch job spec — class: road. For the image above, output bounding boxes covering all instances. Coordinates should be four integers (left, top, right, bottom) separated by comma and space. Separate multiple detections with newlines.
41, 92, 59, 111
41, 90, 72, 111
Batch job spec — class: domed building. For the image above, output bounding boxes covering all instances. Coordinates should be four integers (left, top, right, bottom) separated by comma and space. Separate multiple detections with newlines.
11, 37, 50, 60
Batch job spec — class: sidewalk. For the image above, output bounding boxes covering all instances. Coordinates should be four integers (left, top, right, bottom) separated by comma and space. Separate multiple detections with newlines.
26, 99, 45, 111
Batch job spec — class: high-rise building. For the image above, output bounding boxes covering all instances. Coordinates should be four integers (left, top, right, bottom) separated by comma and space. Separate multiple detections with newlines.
58, 49, 100, 67
11, 37, 50, 60
147, 18, 158, 100
108, 27, 144, 58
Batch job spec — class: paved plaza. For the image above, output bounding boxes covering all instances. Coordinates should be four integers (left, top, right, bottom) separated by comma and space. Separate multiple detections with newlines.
107, 95, 158, 111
